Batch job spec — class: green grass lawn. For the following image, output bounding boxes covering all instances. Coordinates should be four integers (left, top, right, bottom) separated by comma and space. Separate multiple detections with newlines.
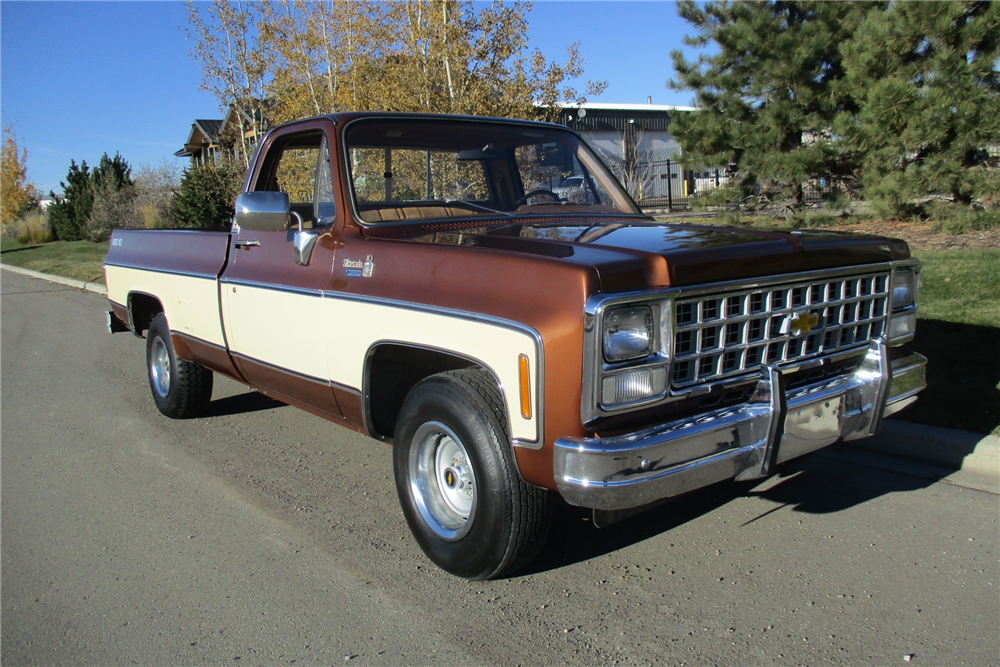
897, 248, 1000, 436
2, 238, 997, 434
915, 248, 1000, 327
1, 238, 110, 284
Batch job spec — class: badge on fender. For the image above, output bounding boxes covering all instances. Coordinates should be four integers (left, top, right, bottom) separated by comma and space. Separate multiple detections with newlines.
344, 255, 375, 278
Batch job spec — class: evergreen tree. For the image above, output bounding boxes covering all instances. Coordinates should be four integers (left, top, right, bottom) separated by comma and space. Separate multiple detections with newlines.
841, 1, 1000, 217
668, 1, 876, 208
92, 152, 134, 191
170, 162, 243, 229
48, 160, 93, 241
88, 153, 139, 242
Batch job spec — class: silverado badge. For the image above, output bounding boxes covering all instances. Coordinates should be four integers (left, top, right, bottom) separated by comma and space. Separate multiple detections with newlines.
343, 255, 375, 278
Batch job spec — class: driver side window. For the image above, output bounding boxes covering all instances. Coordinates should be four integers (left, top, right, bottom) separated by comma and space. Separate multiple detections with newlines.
255, 130, 336, 228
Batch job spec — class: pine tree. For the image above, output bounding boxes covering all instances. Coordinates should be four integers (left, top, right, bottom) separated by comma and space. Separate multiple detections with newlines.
88, 153, 139, 242
170, 162, 243, 229
92, 153, 134, 191
48, 160, 93, 241
668, 1, 876, 209
841, 0, 1000, 218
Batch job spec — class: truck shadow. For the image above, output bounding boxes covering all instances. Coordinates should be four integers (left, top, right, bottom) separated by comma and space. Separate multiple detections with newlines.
890, 319, 1000, 436
525, 450, 943, 576
203, 391, 286, 418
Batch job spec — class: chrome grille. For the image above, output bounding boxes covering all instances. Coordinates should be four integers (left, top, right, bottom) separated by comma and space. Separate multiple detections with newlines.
670, 272, 890, 388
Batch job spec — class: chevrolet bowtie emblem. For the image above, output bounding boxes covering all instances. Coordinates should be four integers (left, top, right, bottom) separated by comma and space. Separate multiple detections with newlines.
783, 311, 819, 337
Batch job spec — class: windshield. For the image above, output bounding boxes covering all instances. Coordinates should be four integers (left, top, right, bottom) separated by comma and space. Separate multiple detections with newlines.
344, 118, 641, 224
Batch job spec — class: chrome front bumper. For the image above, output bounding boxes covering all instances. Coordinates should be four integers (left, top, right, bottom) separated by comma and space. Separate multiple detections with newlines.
553, 341, 927, 511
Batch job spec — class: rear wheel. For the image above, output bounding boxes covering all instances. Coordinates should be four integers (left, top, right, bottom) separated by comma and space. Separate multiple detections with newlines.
393, 369, 551, 580
146, 313, 213, 419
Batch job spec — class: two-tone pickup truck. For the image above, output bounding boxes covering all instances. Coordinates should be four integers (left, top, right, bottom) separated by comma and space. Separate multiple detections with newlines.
105, 112, 927, 580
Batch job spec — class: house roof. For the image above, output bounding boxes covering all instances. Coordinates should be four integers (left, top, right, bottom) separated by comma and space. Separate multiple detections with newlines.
175, 119, 225, 158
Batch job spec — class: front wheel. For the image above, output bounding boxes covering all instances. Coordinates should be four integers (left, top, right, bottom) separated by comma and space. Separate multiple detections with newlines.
146, 313, 213, 419
393, 369, 551, 580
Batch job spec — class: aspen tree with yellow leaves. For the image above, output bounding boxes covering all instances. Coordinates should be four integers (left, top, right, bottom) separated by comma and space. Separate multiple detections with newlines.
186, 0, 606, 165
1, 124, 39, 230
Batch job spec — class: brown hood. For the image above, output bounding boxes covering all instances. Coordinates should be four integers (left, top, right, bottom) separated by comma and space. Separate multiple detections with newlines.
388, 218, 911, 292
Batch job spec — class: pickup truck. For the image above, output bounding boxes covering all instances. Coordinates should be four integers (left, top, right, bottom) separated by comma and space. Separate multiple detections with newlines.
105, 112, 927, 580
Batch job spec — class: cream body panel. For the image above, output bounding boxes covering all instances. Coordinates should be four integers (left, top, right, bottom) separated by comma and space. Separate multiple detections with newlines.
106, 265, 225, 347
324, 297, 540, 444
222, 284, 329, 381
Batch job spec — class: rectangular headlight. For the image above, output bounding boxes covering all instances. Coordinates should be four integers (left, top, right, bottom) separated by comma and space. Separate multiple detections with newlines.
888, 266, 919, 343
892, 269, 917, 309
603, 306, 654, 362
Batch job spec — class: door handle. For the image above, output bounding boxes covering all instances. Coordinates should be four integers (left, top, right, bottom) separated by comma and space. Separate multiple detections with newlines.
233, 240, 261, 249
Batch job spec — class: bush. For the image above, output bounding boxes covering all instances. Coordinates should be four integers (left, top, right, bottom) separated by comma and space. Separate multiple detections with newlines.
170, 162, 243, 229
10, 211, 51, 244
86, 181, 143, 242
133, 160, 181, 229
787, 209, 838, 229
927, 201, 1000, 235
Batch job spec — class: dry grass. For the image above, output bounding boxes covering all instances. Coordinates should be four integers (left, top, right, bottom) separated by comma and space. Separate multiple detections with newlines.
9, 212, 51, 244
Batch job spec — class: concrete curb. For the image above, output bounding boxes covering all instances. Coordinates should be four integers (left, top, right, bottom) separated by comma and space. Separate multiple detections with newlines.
3, 262, 997, 490
1, 263, 107, 295
839, 420, 999, 493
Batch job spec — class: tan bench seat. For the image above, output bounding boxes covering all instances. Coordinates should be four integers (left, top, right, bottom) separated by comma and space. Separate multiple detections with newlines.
359, 204, 482, 223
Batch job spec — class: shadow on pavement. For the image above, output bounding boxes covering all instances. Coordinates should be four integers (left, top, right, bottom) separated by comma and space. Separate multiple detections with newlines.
524, 450, 942, 577
203, 391, 286, 418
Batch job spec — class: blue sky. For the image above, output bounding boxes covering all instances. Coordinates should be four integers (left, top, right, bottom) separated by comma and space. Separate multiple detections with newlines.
1, 1, 703, 195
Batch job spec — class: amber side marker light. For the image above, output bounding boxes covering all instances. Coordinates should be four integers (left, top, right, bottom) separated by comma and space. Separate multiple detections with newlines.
518, 354, 532, 419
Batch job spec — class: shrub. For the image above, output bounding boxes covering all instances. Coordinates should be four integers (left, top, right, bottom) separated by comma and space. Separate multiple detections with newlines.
134, 160, 181, 229
12, 211, 51, 244
170, 162, 243, 229
927, 201, 1000, 235
87, 181, 143, 242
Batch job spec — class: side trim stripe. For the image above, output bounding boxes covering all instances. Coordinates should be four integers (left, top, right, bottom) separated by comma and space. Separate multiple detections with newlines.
231, 350, 360, 395
221, 277, 324, 299
104, 261, 219, 281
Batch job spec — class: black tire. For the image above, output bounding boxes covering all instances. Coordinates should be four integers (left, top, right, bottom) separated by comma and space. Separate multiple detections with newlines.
393, 369, 551, 580
146, 313, 213, 419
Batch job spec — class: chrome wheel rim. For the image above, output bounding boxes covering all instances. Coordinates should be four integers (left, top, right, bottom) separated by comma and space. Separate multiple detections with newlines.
150, 336, 171, 398
409, 422, 476, 541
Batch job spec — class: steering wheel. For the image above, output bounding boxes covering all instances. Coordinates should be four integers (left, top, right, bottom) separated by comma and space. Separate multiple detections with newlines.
515, 189, 562, 207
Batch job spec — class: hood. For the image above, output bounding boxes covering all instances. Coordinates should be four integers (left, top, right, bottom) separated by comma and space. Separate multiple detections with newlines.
388, 218, 911, 291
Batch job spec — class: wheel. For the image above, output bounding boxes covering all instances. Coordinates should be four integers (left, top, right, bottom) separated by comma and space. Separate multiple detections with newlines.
515, 189, 562, 206
146, 313, 213, 419
393, 369, 551, 580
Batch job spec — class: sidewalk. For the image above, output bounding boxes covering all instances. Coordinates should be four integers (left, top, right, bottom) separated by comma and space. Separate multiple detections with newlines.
3, 262, 998, 493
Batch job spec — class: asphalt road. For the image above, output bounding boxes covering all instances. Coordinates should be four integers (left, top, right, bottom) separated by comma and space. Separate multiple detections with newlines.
3, 269, 998, 666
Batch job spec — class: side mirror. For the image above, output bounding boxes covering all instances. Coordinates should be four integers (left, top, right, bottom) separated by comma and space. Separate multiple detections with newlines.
234, 191, 290, 232
292, 214, 319, 267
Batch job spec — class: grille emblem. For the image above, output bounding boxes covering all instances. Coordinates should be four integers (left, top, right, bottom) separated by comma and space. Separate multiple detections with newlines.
782, 311, 819, 337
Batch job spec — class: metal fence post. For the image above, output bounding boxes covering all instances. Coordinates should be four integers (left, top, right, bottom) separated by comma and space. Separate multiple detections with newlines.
667, 159, 673, 211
